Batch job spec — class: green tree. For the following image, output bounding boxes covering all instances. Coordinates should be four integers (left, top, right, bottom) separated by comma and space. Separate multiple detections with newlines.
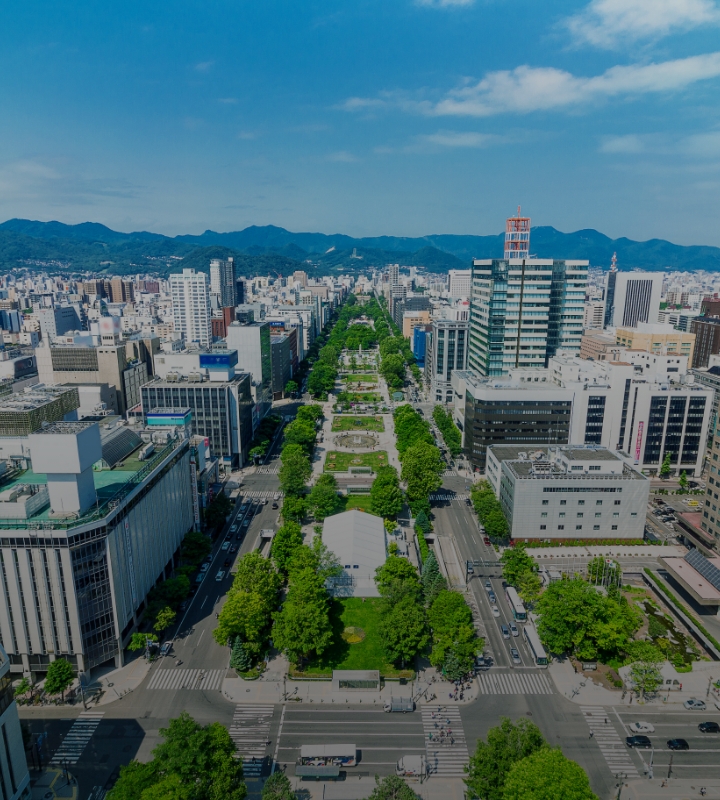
624, 640, 664, 663
366, 774, 419, 800
370, 466, 404, 518
421, 551, 447, 606
154, 607, 177, 635
231, 552, 281, 606
272, 568, 333, 665
536, 579, 641, 662
205, 493, 233, 530
500, 544, 536, 586
380, 353, 405, 388
44, 658, 74, 700
279, 444, 312, 496
283, 419, 317, 453
660, 452, 672, 478
213, 591, 270, 654
128, 632, 158, 652
159, 575, 191, 607
271, 521, 304, 575
428, 590, 476, 672
678, 469, 688, 490
400, 442, 444, 508
14, 676, 31, 699
229, 637, 253, 672
261, 771, 295, 800
375, 555, 423, 605
280, 494, 307, 523
414, 510, 431, 533
307, 474, 339, 521
629, 659, 663, 699
586, 557, 621, 589
516, 571, 542, 607
181, 531, 212, 566
108, 712, 246, 800
484, 508, 509, 540
249, 446, 265, 462
464, 717, 547, 800
380, 597, 429, 668
284, 380, 298, 396
502, 748, 597, 800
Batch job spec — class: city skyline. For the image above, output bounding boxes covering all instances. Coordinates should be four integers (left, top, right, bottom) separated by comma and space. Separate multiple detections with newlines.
2, 0, 720, 246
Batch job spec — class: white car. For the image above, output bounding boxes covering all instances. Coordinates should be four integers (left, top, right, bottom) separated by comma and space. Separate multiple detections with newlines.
684, 698, 706, 711
221, 541, 230, 551
628, 722, 655, 733
200, 563, 210, 573
491, 605, 500, 617
215, 570, 225, 582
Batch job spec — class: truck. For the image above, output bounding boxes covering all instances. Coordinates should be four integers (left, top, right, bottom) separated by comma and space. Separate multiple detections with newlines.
383, 697, 415, 713
396, 754, 427, 780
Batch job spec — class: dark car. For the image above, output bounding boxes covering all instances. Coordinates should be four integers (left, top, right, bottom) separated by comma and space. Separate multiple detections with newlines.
626, 735, 652, 748
189, 585, 199, 595
272, 502, 278, 509
230, 545, 238, 553
699, 722, 720, 733
223, 559, 232, 567
667, 739, 690, 751
483, 536, 491, 546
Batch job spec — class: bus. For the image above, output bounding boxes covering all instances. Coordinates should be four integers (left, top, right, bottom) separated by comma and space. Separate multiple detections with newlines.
505, 587, 527, 622
523, 625, 548, 667
299, 744, 357, 768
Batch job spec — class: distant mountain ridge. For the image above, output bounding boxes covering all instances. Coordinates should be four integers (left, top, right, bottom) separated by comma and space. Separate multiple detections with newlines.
1, 218, 719, 274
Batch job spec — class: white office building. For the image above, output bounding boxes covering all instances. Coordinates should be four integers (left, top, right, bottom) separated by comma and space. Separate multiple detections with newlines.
603, 270, 663, 329
0, 422, 195, 679
583, 300, 605, 329
487, 445, 650, 541
169, 269, 211, 347
447, 269, 471, 299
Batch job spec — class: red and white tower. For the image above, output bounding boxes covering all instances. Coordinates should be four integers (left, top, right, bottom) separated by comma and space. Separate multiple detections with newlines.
504, 206, 530, 260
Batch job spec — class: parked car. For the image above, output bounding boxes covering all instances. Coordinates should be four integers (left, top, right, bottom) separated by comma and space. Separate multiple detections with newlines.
491, 605, 500, 617
215, 570, 225, 582
626, 735, 652, 749
699, 722, 720, 733
628, 722, 655, 733
684, 699, 707, 710
501, 624, 510, 639
475, 654, 489, 671
195, 573, 204, 584
510, 623, 519, 637
243, 519, 250, 527
667, 739, 690, 751
204, 554, 213, 563
272, 502, 278, 509
200, 563, 210, 573
160, 641, 172, 656
510, 648, 521, 664
483, 536, 491, 546
179, 601, 188, 612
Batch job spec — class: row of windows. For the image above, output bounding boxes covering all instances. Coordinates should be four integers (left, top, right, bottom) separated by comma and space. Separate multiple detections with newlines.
539, 524, 619, 531
541, 499, 620, 506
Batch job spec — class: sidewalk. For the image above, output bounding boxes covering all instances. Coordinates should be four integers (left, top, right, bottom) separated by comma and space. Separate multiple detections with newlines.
621, 778, 720, 799
30, 767, 78, 800
92, 654, 152, 706
221, 661, 478, 707
282, 774, 466, 800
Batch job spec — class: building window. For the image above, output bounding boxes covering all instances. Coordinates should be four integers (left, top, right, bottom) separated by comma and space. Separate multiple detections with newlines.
560, 500, 567, 506
559, 512, 566, 518
630, 512, 637, 517
542, 500, 549, 506
613, 512, 619, 518
596, 500, 603, 505
614, 500, 621, 505
541, 512, 547, 518
575, 525, 582, 530
611, 525, 618, 530
595, 512, 601, 517
540, 525, 547, 530
558, 525, 564, 530
578, 500, 585, 505
593, 525, 600, 530
577, 513, 583, 518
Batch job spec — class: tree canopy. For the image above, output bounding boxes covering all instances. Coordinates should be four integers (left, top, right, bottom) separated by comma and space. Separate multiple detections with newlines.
370, 465, 404, 519
502, 748, 598, 800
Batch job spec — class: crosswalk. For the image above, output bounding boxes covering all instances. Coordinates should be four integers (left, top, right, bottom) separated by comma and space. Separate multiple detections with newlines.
146, 667, 225, 691
442, 470, 458, 477
243, 490, 283, 499
255, 467, 279, 475
51, 711, 104, 765
477, 671, 553, 695
421, 705, 469, 777
581, 706, 640, 779
429, 492, 470, 502
229, 705, 274, 778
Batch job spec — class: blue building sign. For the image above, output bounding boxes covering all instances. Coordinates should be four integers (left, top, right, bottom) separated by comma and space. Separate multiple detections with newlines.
199, 350, 238, 369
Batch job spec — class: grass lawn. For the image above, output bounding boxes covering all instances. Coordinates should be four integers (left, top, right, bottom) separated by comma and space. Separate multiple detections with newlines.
331, 416, 385, 432
336, 392, 382, 403
324, 451, 388, 472
344, 373, 378, 384
296, 598, 414, 679
336, 494, 376, 514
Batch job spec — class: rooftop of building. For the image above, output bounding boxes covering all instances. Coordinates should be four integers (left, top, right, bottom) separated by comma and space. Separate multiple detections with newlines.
32, 421, 95, 436
0, 434, 184, 529
0, 384, 77, 413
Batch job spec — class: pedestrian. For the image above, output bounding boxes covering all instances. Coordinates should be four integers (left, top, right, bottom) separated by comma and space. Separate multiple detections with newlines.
629, 695, 633, 705
700, 789, 706, 797
605, 718, 608, 724
449, 693, 452, 699
589, 731, 594, 739
661, 779, 667, 788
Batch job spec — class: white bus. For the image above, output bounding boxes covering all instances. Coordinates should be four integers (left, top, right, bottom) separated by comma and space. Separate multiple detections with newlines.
505, 586, 527, 622
523, 625, 548, 667
299, 744, 357, 767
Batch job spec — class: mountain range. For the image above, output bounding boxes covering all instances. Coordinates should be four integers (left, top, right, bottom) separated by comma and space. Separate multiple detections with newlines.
1, 218, 719, 277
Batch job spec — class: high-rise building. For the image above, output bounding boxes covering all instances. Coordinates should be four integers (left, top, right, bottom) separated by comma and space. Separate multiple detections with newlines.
469, 258, 588, 376
170, 269, 211, 347
603, 267, 663, 328
225, 322, 273, 425
210, 257, 237, 309
690, 317, 720, 368
428, 318, 469, 404
447, 269, 471, 299
583, 300, 605, 329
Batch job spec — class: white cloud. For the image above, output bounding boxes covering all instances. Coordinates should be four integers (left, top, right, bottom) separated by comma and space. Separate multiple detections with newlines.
419, 130, 495, 147
564, 0, 720, 48
194, 60, 214, 73
326, 151, 358, 162
429, 52, 720, 116
599, 134, 646, 153
416, 0, 474, 7
218, 97, 238, 105
682, 131, 720, 156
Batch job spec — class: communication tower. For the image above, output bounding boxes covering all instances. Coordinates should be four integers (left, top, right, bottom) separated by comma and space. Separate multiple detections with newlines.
504, 206, 530, 260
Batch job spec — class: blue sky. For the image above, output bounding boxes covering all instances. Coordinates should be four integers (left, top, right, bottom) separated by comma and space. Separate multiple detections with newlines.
2, 0, 720, 246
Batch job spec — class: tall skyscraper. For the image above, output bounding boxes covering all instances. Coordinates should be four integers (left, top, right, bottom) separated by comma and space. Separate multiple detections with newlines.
469, 258, 588, 376
210, 257, 237, 308
170, 268, 211, 346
